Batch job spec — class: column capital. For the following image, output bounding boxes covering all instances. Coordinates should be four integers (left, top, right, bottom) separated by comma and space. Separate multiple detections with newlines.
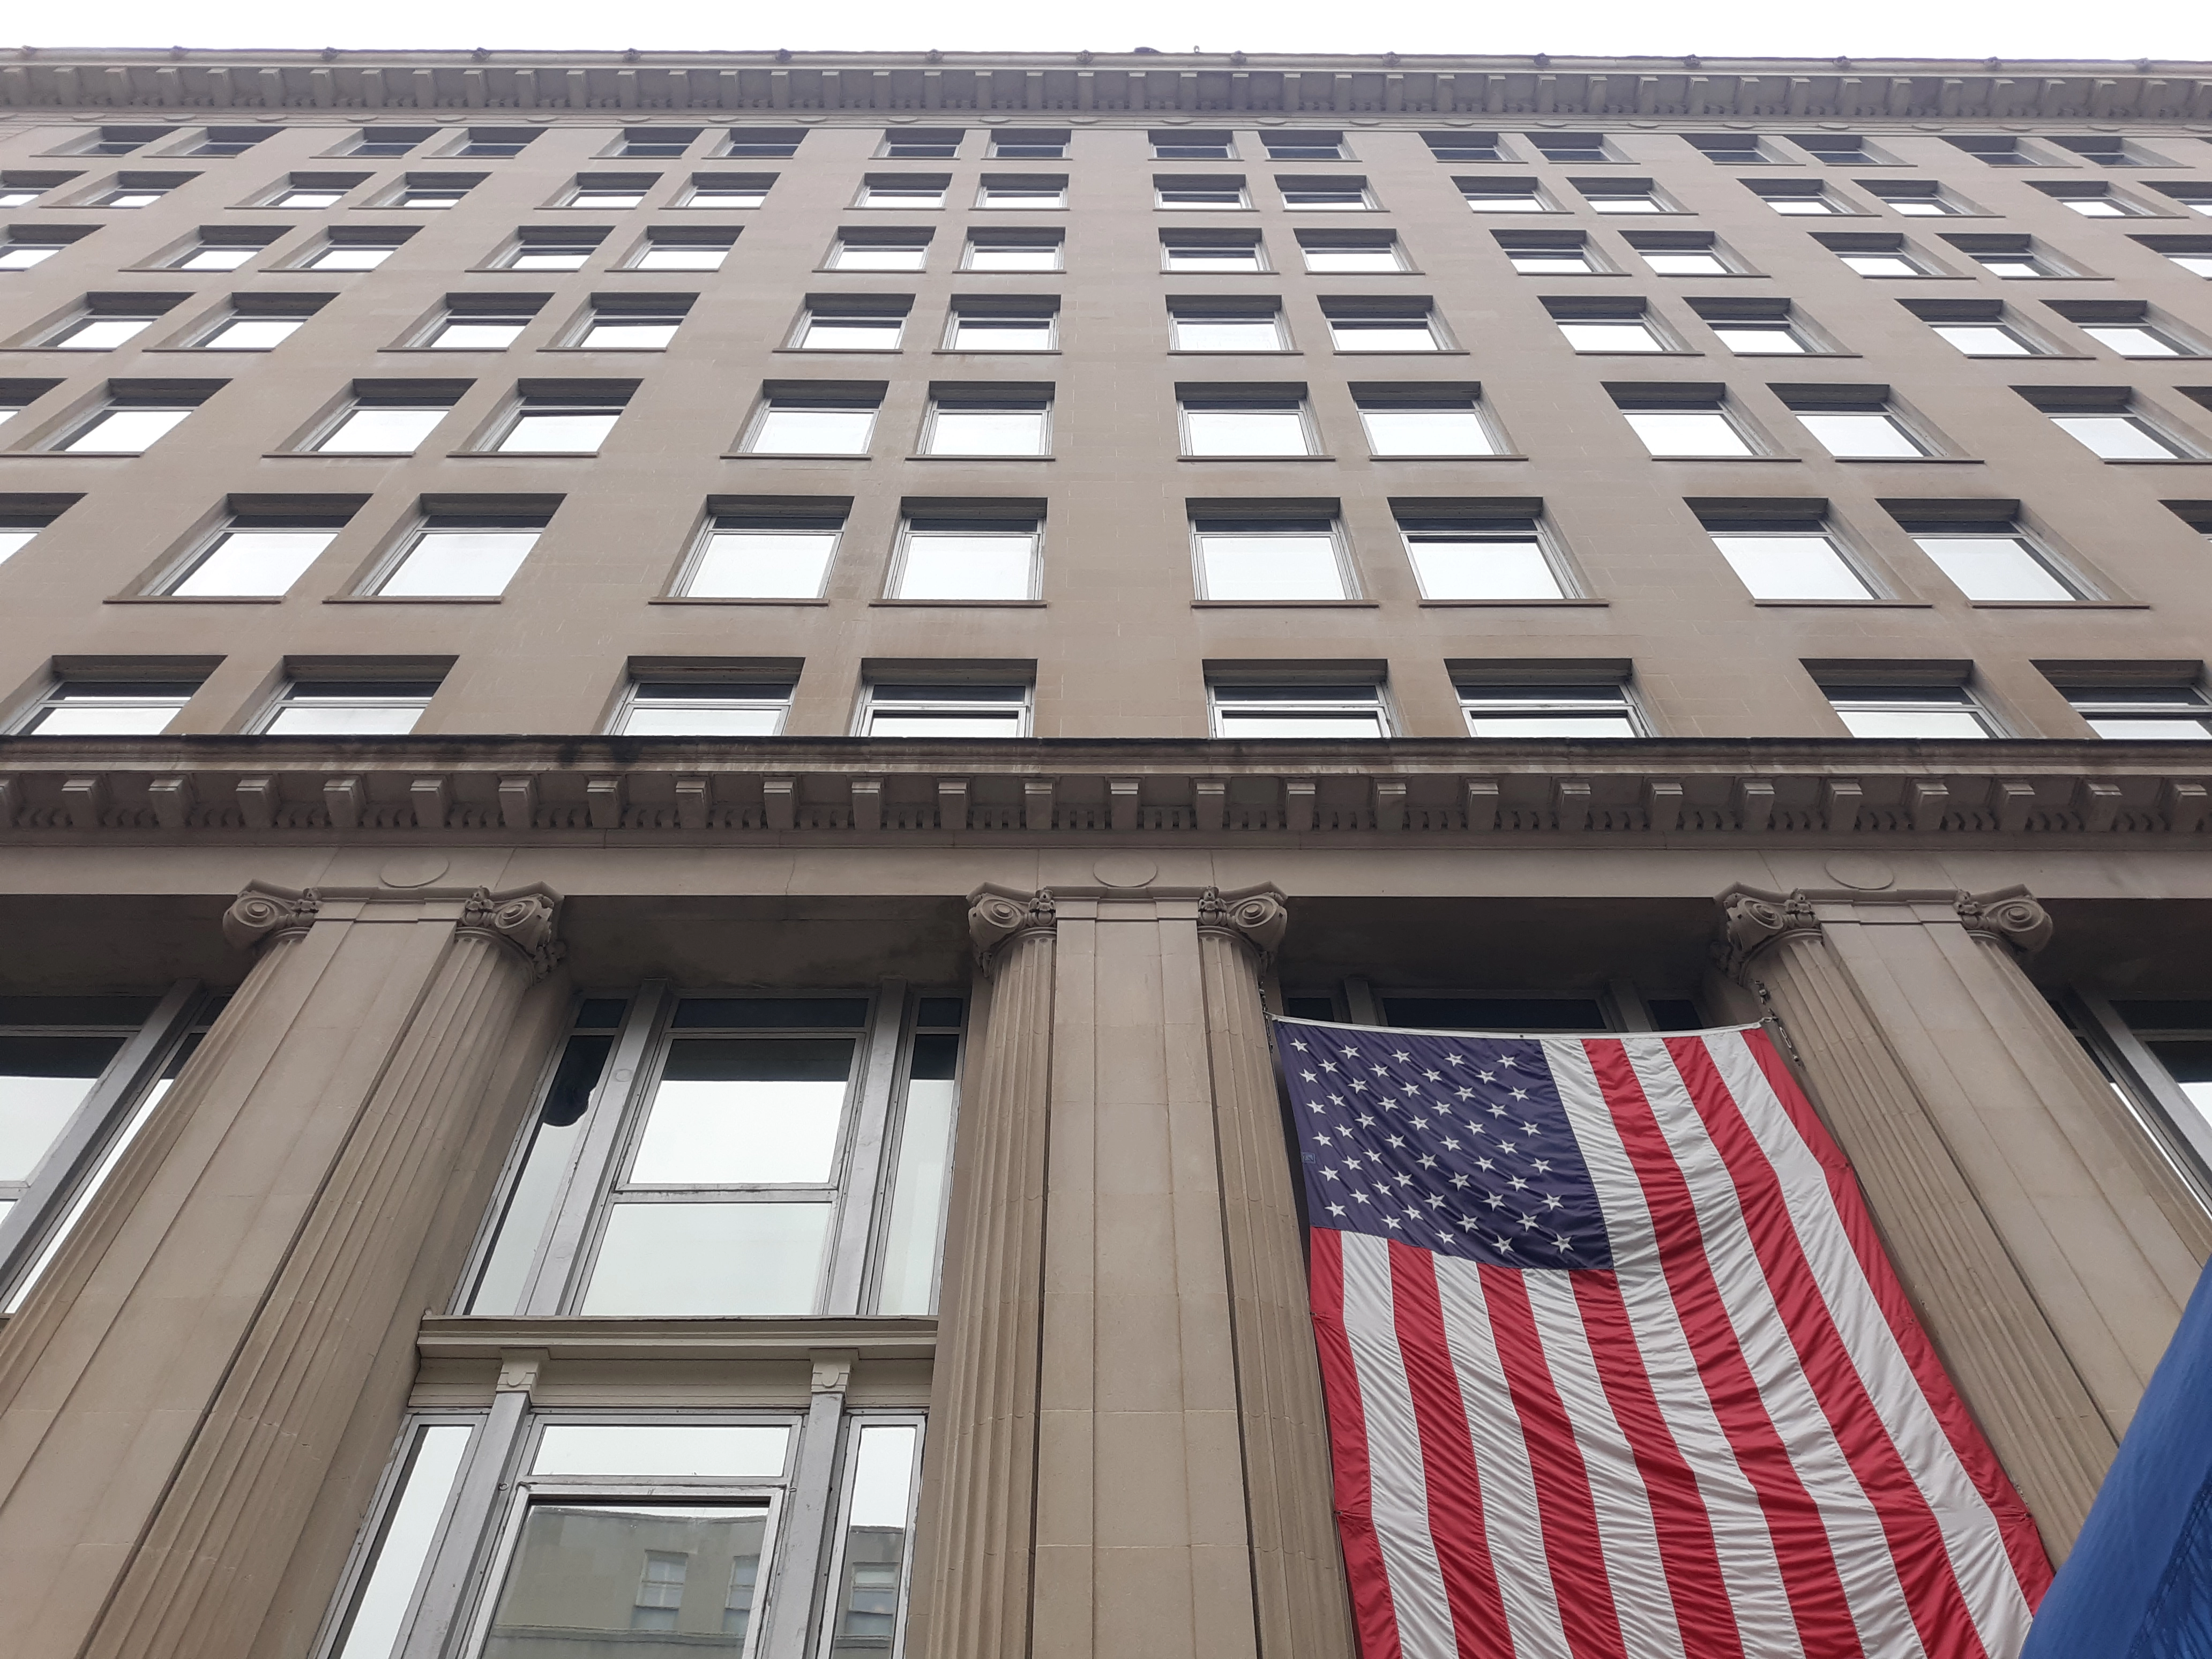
458, 884, 565, 979
967, 884, 1058, 972
221, 881, 321, 952
1713, 884, 1821, 981
1196, 883, 1289, 965
1954, 886, 2054, 956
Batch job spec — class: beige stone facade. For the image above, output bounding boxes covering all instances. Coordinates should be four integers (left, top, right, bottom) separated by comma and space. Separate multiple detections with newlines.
0, 48, 2209, 1659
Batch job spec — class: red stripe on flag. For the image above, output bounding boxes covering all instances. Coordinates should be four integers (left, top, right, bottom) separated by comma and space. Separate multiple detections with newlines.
1583, 1040, 1864, 1657
1309, 1226, 1406, 1659
1736, 1030, 2054, 1608
1478, 1260, 1632, 1659
1570, 1271, 1750, 1659
1667, 1035, 1992, 1659
1385, 1242, 1516, 1654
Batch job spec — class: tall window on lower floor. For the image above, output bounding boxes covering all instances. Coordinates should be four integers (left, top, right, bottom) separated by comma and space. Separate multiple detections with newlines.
825, 1421, 924, 1654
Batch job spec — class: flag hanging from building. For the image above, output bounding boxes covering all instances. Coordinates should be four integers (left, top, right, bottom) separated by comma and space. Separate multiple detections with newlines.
1274, 1017, 2052, 1659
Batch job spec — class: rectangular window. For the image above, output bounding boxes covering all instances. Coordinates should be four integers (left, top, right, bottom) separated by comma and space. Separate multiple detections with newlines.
370, 510, 549, 599
990, 130, 1069, 159
40, 300, 180, 350
1863, 180, 1978, 216
1548, 303, 1669, 353
1528, 132, 1616, 163
14, 676, 203, 736
944, 300, 1056, 352
1789, 133, 1891, 165
1456, 682, 1642, 737
1154, 175, 1249, 210
1192, 513, 1350, 600
1210, 683, 1389, 738
745, 391, 880, 457
0, 230, 89, 271
1575, 179, 1672, 214
259, 677, 441, 735
977, 174, 1066, 208
1495, 231, 1600, 274
1276, 175, 1377, 211
498, 228, 608, 271
827, 230, 931, 272
300, 229, 414, 271
1168, 303, 1288, 353
1684, 133, 1784, 165
162, 230, 278, 272
1776, 388, 1934, 458
879, 129, 963, 159
2052, 135, 2172, 167
96, 174, 192, 208
1700, 512, 1878, 601
617, 678, 794, 736
1904, 300, 2050, 356
1625, 232, 1738, 275
856, 174, 948, 209
1399, 511, 1567, 600
862, 684, 1029, 737
682, 173, 775, 209
454, 128, 534, 158
1891, 510, 2083, 601
1264, 130, 1350, 161
921, 394, 1052, 457
1822, 681, 1997, 737
318, 1420, 477, 1659
1161, 232, 1267, 273
565, 174, 655, 209
1152, 130, 1235, 160
1693, 301, 1820, 356
627, 228, 736, 272
345, 126, 435, 156
73, 125, 176, 156
611, 127, 700, 158
1616, 398, 1758, 458
54, 387, 214, 455
796, 303, 907, 352
1179, 391, 1316, 457
678, 509, 845, 600
386, 174, 482, 210
962, 230, 1062, 272
2060, 684, 2212, 739
308, 385, 463, 454
875, 1000, 963, 1313
572, 298, 690, 350
191, 297, 326, 352
825, 1422, 924, 1655
1458, 177, 1553, 213
722, 128, 804, 158
2046, 410, 2191, 460
890, 514, 1042, 600
159, 506, 354, 597
1422, 131, 1504, 162
268, 173, 368, 209
1355, 388, 1501, 457
2047, 302, 2204, 357
1298, 231, 1408, 273
1831, 246, 1930, 276
422, 298, 544, 351
0, 176, 74, 209
1322, 300, 1446, 353
1959, 243, 2062, 279
0, 499, 72, 567
490, 390, 630, 455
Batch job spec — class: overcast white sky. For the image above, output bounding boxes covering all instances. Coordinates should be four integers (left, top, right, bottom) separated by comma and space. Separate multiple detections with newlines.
17, 0, 2212, 63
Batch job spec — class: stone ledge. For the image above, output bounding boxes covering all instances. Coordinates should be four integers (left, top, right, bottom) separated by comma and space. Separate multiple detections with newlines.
416, 1313, 938, 1363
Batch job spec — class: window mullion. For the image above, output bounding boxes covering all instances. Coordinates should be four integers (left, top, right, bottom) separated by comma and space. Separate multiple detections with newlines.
761, 1364, 851, 1659
2074, 991, 2212, 1193
392, 1395, 522, 1659
823, 980, 908, 1316
0, 978, 199, 1298
521, 981, 670, 1316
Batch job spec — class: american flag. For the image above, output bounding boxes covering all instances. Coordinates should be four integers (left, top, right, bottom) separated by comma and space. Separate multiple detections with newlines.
1275, 1017, 2053, 1659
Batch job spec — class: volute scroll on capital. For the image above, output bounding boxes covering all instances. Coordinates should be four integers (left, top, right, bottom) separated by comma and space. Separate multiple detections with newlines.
221, 881, 322, 952
458, 884, 566, 979
1954, 886, 2054, 956
1713, 886, 1822, 981
1197, 884, 1290, 965
967, 884, 1058, 973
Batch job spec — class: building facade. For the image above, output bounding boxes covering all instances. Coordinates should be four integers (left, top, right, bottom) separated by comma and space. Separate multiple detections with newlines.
0, 47, 2210, 1659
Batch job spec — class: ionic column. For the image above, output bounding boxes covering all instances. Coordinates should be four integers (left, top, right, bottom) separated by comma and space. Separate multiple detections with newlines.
1196, 890, 1355, 1659
1719, 885, 2211, 1550
0, 882, 566, 1659
914, 886, 1060, 1659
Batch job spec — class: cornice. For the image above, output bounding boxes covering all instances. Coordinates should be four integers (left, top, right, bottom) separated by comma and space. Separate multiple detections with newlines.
0, 735, 2207, 842
3, 51, 2211, 124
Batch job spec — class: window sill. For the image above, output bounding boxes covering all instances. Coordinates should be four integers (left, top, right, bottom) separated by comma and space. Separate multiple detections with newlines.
1178, 453, 1336, 462
903, 453, 1055, 461
1653, 271, 1773, 280
1370, 452, 1529, 462
1959, 353, 2097, 361
2101, 457, 2212, 466
720, 451, 873, 461
324, 594, 506, 603
1722, 350, 1864, 359
379, 345, 519, 353
649, 595, 832, 605
1646, 454, 1802, 462
1571, 349, 1703, 357
1333, 348, 1471, 357
1751, 599, 1937, 608
1167, 349, 1303, 356
140, 346, 280, 354
1967, 600, 2151, 609
1192, 599, 1380, 608
934, 349, 1062, 356
814, 266, 933, 275
106, 593, 286, 603
445, 450, 606, 459
1418, 597, 1609, 607
1991, 274, 2115, 282
870, 598, 1047, 607
535, 345, 672, 354
259, 450, 414, 458
771, 346, 906, 355
1827, 455, 1984, 464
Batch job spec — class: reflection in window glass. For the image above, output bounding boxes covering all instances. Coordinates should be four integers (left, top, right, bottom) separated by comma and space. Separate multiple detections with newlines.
333, 1424, 473, 1659
630, 1038, 854, 1185
1458, 684, 1640, 737
877, 1032, 958, 1314
485, 1502, 768, 1657
467, 1030, 614, 1315
533, 1423, 790, 1477
0, 1035, 123, 1184
1211, 684, 1389, 738
828, 1426, 919, 1656
1823, 684, 1996, 738
582, 1202, 832, 1314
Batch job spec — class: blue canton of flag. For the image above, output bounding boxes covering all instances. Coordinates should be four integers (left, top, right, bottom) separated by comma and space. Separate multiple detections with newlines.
1277, 1017, 1612, 1269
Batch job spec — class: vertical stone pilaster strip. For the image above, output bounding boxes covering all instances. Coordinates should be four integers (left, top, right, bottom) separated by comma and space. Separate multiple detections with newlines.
1197, 888, 1356, 1659
912, 888, 1058, 1659
1717, 890, 2113, 1549
79, 888, 563, 1659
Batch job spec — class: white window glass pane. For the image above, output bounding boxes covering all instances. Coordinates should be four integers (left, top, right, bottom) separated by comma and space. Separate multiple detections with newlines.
834, 245, 928, 270
631, 1039, 853, 1184
1305, 247, 1400, 271
1843, 255, 1919, 275
1361, 406, 1494, 455
1915, 536, 2075, 600
378, 530, 537, 597
430, 320, 526, 349
581, 1201, 831, 1314
983, 190, 1062, 206
200, 318, 303, 349
1978, 258, 2043, 277
1623, 411, 1753, 455
1589, 197, 1664, 213
0, 246, 62, 270
507, 251, 590, 271
309, 246, 394, 270
928, 409, 1049, 455
570, 191, 645, 208
1710, 325, 1806, 354
1509, 253, 1593, 273
4, 1075, 171, 1316
499, 413, 619, 453
1172, 317, 1281, 350
55, 318, 154, 349
1184, 408, 1309, 455
0, 530, 35, 565
1712, 535, 1873, 600
469, 1036, 609, 1316
1199, 533, 1345, 600
1798, 412, 1925, 457
1931, 324, 2030, 355
2174, 256, 2212, 276
488, 1502, 767, 1654
687, 531, 838, 597
1558, 321, 1662, 352
847, 1426, 917, 1527
876, 1071, 955, 1316
2051, 415, 2184, 459
2088, 716, 2212, 739
533, 1424, 790, 1478
171, 530, 335, 596
948, 317, 1051, 350
1644, 252, 1730, 274
634, 247, 725, 270
176, 248, 255, 271
828, 1428, 917, 1654
1330, 321, 1438, 351
332, 1424, 473, 1659
317, 407, 446, 453
0, 191, 42, 206
1164, 247, 1262, 271
0, 1038, 115, 1182
1834, 707, 1991, 738
61, 407, 191, 453
1768, 197, 1840, 214
622, 705, 784, 736
1888, 199, 1951, 215
896, 532, 1036, 599
967, 244, 1058, 270
26, 703, 183, 735
578, 320, 678, 348
687, 190, 768, 208
107, 192, 165, 208
1466, 194, 1548, 212
2063, 198, 2128, 216
1406, 537, 1561, 599
866, 710, 1025, 736
753, 408, 875, 453
280, 190, 347, 207
1217, 710, 1386, 737
1463, 712, 1638, 737
265, 703, 425, 735
802, 317, 902, 349
2082, 326, 2181, 356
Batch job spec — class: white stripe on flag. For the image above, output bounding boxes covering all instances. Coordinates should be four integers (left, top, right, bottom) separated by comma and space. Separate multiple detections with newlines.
1620, 1040, 1926, 1659
1431, 1253, 1575, 1659
1338, 1231, 1460, 1659
1702, 1031, 2035, 1656
1523, 1269, 1690, 1659
1544, 1039, 1809, 1659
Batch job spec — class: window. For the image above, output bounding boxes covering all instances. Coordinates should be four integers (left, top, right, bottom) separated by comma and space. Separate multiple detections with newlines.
856, 174, 948, 209
385, 175, 481, 210
1154, 175, 1249, 210
267, 173, 367, 209
1161, 232, 1267, 273
2043, 409, 2192, 461
0, 496, 72, 566
1911, 305, 2046, 356
627, 228, 736, 271
677, 508, 845, 599
1276, 176, 1376, 211
1615, 394, 1759, 458
1750, 180, 1851, 216
861, 683, 1029, 736
1548, 303, 1670, 353
824, 1422, 924, 1653
1494, 232, 1601, 274
2060, 684, 2212, 738
889, 513, 1042, 600
454, 128, 535, 158
1890, 509, 2084, 600
490, 388, 631, 454
1422, 131, 1504, 162
977, 174, 1065, 208
498, 228, 608, 271
344, 126, 434, 157
72, 126, 176, 157
1789, 133, 1894, 165
1778, 388, 1934, 458
0, 175, 77, 209
1625, 231, 1737, 275
188, 126, 274, 157
962, 230, 1062, 272
1685, 133, 1785, 166
161, 230, 278, 271
2034, 183, 2149, 218
1821, 681, 1997, 737
369, 508, 550, 598
307, 386, 461, 454
1264, 130, 1350, 161
1152, 129, 1235, 160
1322, 299, 1447, 353
1191, 513, 1351, 600
2152, 186, 2212, 218
1700, 512, 1878, 600
944, 299, 1056, 352
879, 128, 963, 159
565, 174, 657, 210
14, 676, 203, 736
989, 129, 1069, 159
54, 385, 215, 454
298, 229, 414, 271
796, 301, 907, 352
1822, 236, 1933, 276
613, 127, 700, 159
1945, 136, 2058, 168
38, 298, 179, 350
722, 128, 804, 158
1399, 511, 1568, 600
422, 298, 543, 350
1456, 682, 1642, 737
95, 174, 192, 210
826, 229, 930, 272
681, 173, 775, 209
743, 390, 880, 456
1458, 177, 1554, 213
572, 297, 691, 350
1298, 231, 1408, 273
1527, 132, 1616, 163
1210, 683, 1389, 737
258, 677, 440, 735
1574, 179, 1672, 214
921, 393, 1052, 458
616, 677, 793, 736
1693, 301, 1822, 355
191, 296, 326, 351
2051, 136, 2173, 168
156, 505, 354, 597
1354, 387, 1501, 457
2139, 236, 2212, 276
1179, 390, 1316, 457
1953, 238, 2066, 279
1863, 181, 1978, 216
2083, 320, 2195, 356
1168, 302, 1288, 353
